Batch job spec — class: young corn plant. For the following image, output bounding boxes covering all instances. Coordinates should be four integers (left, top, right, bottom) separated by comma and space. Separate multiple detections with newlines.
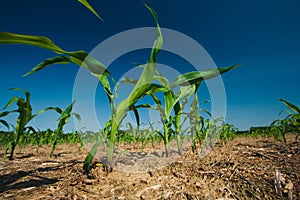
119, 64, 239, 156
84, 4, 163, 171
2, 88, 48, 160
271, 119, 287, 142
219, 123, 237, 144
279, 98, 300, 126
184, 94, 211, 152
45, 101, 81, 156
139, 123, 160, 150
271, 98, 300, 142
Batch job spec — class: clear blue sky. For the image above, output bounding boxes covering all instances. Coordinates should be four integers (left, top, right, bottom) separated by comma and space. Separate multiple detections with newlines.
0, 0, 300, 131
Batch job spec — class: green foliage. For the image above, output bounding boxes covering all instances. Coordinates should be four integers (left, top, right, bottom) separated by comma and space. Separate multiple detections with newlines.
0, 111, 10, 130
46, 101, 81, 156
0, 2, 239, 173
270, 99, 300, 142
83, 4, 164, 171
1, 88, 48, 159
219, 123, 237, 144
78, 0, 103, 21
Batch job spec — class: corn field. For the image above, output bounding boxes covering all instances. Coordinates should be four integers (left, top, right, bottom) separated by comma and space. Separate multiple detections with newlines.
0, 2, 299, 173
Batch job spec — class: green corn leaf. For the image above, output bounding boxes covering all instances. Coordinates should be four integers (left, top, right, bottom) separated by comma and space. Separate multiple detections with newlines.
82, 54, 110, 76
83, 139, 102, 171
2, 96, 19, 110
200, 109, 213, 118
144, 3, 158, 20
78, 0, 103, 21
115, 76, 168, 98
115, 77, 138, 98
131, 62, 145, 68
23, 56, 70, 77
171, 65, 240, 88
164, 85, 195, 119
279, 98, 300, 114
25, 126, 37, 134
1, 32, 113, 120
0, 32, 65, 54
131, 106, 140, 128
113, 4, 163, 126
9, 88, 31, 104
45, 107, 63, 114
73, 112, 82, 122
154, 68, 170, 88
0, 111, 11, 118
133, 104, 153, 109
129, 103, 154, 128
31, 108, 51, 120
0, 119, 9, 129
91, 73, 114, 113
0, 32, 111, 77
154, 75, 169, 88
64, 101, 75, 115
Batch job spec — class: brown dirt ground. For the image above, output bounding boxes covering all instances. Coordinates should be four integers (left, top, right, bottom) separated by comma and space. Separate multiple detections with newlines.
0, 134, 299, 200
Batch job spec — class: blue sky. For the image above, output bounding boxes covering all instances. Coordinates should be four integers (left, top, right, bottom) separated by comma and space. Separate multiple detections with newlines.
0, 0, 300, 131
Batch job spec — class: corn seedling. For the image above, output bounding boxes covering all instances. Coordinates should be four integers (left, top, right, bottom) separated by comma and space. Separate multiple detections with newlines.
271, 99, 300, 142
82, 4, 163, 172
45, 101, 81, 156
219, 123, 237, 144
2, 88, 48, 160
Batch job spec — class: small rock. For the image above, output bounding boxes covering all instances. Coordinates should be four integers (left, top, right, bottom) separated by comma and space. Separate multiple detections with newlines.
285, 181, 293, 191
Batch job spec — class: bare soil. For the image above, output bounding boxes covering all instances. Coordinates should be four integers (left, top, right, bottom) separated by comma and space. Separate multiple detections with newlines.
0, 135, 299, 200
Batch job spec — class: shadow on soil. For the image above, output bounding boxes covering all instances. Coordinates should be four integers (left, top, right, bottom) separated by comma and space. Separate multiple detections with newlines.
0, 166, 60, 193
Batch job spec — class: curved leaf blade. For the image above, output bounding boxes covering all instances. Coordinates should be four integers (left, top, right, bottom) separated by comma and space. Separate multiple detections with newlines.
0, 32, 65, 54
23, 56, 70, 77
0, 119, 9, 129
0, 32, 111, 77
78, 0, 103, 21
171, 65, 240, 88
279, 98, 300, 114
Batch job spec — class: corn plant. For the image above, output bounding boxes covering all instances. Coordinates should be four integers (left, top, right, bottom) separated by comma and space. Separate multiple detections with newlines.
45, 101, 81, 156
1, 88, 48, 160
219, 123, 236, 144
148, 122, 163, 147
271, 119, 287, 142
184, 94, 211, 152
84, 4, 163, 171
118, 64, 238, 156
139, 124, 160, 150
279, 99, 300, 129
271, 99, 300, 142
